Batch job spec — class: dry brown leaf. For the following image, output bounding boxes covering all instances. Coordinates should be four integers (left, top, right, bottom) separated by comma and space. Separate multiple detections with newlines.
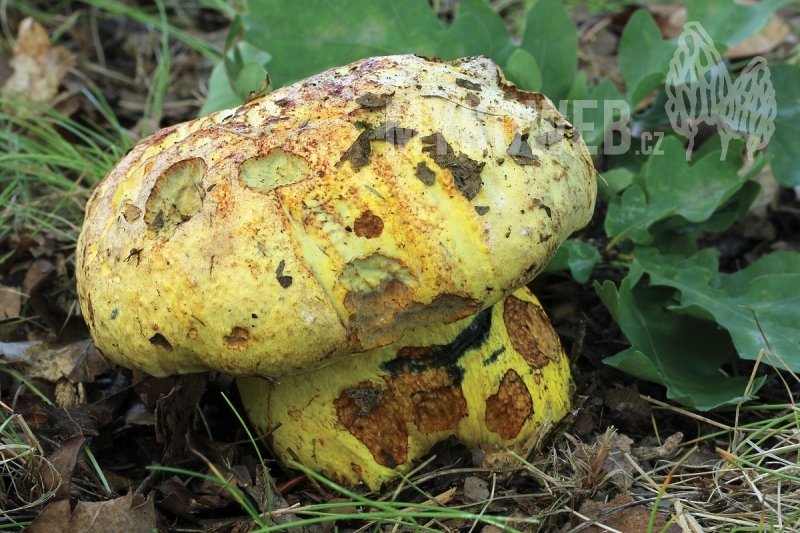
463, 476, 490, 502
0, 340, 43, 362
124, 402, 156, 426
41, 435, 86, 501
601, 432, 636, 489
646, 4, 791, 58
3, 18, 75, 108
11, 339, 113, 384
477, 442, 519, 469
21, 259, 56, 298
646, 4, 685, 40
578, 493, 677, 533
29, 294, 89, 341
24, 492, 156, 533
726, 14, 791, 58
0, 285, 21, 319
154, 374, 207, 462
36, 403, 112, 438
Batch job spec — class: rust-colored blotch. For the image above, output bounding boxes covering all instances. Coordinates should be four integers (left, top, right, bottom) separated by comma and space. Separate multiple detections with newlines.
353, 210, 384, 239
503, 296, 561, 368
484, 368, 533, 439
335, 348, 468, 467
224, 327, 250, 350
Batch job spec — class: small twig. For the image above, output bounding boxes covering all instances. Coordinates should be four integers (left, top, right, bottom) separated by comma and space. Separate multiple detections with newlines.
134, 463, 161, 496
639, 395, 731, 430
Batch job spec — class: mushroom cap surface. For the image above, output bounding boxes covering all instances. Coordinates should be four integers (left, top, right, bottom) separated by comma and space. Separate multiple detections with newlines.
238, 287, 571, 489
76, 54, 595, 377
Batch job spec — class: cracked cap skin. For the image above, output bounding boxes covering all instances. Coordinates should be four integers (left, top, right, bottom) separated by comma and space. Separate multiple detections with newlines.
76, 54, 596, 378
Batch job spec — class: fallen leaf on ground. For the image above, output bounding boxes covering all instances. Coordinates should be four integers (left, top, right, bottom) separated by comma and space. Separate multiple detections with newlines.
633, 432, 684, 461
24, 403, 112, 439
21, 259, 55, 298
24, 492, 156, 533
155, 374, 207, 462
475, 443, 519, 469
578, 492, 677, 533
0, 285, 21, 319
0, 340, 41, 362
29, 294, 89, 341
725, 13, 791, 58
3, 18, 75, 109
463, 476, 490, 502
41, 435, 86, 500
604, 383, 651, 431
600, 432, 636, 489
11, 339, 113, 383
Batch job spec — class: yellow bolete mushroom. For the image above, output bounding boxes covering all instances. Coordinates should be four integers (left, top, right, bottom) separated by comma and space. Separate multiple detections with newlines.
75, 55, 596, 485
239, 286, 571, 488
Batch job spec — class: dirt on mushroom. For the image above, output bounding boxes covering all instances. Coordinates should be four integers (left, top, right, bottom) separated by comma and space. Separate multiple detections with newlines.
76, 54, 596, 379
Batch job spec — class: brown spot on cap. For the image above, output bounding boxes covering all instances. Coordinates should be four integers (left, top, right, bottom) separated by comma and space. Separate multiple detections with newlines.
421, 133, 484, 200
369, 122, 418, 146
354, 210, 384, 239
122, 203, 142, 222
503, 296, 561, 368
335, 129, 372, 172
465, 92, 481, 107
336, 384, 409, 467
485, 369, 532, 439
224, 327, 250, 350
536, 130, 565, 148
413, 385, 466, 434
276, 259, 293, 288
355, 91, 394, 108
506, 133, 539, 166
149, 333, 172, 350
416, 162, 436, 186
456, 78, 481, 91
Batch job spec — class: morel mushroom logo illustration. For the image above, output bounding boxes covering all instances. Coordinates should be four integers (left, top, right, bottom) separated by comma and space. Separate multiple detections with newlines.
665, 21, 776, 161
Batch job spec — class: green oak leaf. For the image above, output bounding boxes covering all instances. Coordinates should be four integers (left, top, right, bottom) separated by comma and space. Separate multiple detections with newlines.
769, 64, 800, 187
686, 0, 794, 50
243, 0, 444, 89
455, 0, 515, 64
201, 42, 271, 115
605, 136, 746, 247
542, 240, 601, 283
598, 167, 634, 202
635, 248, 800, 372
618, 9, 677, 108
241, 0, 514, 91
519, 0, 576, 101
503, 48, 542, 92
436, 12, 493, 61
595, 277, 764, 411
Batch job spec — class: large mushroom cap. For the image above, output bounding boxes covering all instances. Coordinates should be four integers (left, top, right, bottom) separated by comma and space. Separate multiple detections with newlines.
76, 54, 596, 377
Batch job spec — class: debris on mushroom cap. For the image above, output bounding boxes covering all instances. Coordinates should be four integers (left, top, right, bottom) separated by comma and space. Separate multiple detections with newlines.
76, 54, 596, 378
237, 287, 571, 489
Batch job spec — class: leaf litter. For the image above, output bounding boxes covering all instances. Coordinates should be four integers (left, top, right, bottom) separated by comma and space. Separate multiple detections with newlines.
1, 3, 799, 533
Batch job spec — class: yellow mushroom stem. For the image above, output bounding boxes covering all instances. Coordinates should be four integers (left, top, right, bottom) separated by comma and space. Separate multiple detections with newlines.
238, 287, 571, 489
